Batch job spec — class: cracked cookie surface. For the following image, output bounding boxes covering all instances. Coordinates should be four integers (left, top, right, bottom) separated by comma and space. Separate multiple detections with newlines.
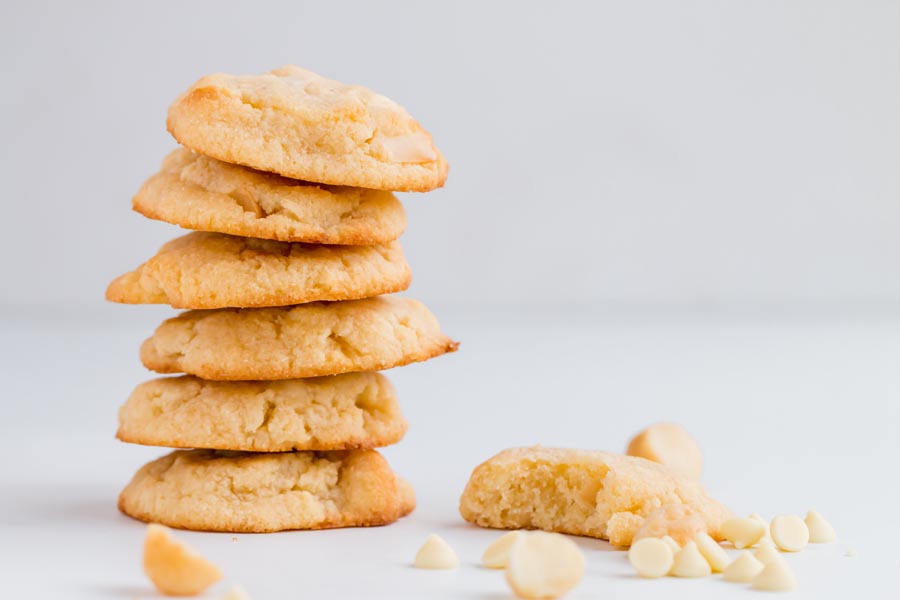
106, 231, 410, 309
140, 296, 459, 380
133, 148, 406, 244
119, 448, 415, 532
459, 447, 731, 547
117, 373, 407, 451
167, 65, 448, 191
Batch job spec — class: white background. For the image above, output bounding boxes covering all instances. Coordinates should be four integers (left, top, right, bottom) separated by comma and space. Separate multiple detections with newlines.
1, 1, 898, 599
1, 0, 898, 305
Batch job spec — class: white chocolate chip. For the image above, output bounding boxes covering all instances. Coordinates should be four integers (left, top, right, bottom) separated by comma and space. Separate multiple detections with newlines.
661, 535, 681, 553
751, 556, 797, 592
626, 422, 704, 478
770, 515, 809, 552
721, 517, 766, 549
723, 551, 764, 582
414, 534, 459, 569
671, 541, 712, 578
753, 537, 780, 565
483, 531, 526, 569
505, 532, 585, 599
749, 513, 772, 542
223, 585, 250, 600
805, 509, 836, 543
694, 532, 730, 572
628, 538, 674, 578
143, 524, 223, 596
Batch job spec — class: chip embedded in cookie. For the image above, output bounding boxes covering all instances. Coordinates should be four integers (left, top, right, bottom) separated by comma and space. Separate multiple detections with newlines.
133, 148, 407, 245
140, 296, 459, 380
117, 373, 407, 452
167, 66, 448, 191
119, 448, 415, 532
106, 232, 411, 309
459, 447, 731, 547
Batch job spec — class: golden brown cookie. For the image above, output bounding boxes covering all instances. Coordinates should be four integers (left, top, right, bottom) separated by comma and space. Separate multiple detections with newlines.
106, 232, 410, 309
459, 447, 731, 547
119, 449, 415, 532
140, 296, 458, 380
167, 66, 448, 192
133, 148, 406, 244
117, 373, 407, 451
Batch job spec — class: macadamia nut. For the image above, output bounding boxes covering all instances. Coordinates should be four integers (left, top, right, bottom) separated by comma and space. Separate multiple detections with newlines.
143, 524, 222, 596
505, 532, 585, 599
626, 423, 703, 478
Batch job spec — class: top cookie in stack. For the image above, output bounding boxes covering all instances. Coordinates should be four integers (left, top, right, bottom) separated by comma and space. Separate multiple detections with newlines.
107, 66, 457, 533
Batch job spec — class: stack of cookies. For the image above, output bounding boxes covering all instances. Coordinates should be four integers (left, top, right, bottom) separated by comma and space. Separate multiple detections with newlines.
107, 66, 457, 532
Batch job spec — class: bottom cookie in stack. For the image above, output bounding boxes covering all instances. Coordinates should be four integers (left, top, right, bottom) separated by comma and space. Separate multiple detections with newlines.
120, 448, 415, 532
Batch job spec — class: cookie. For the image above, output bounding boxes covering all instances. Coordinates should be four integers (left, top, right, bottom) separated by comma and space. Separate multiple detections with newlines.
119, 449, 415, 532
117, 373, 407, 451
167, 66, 448, 192
140, 296, 458, 380
106, 232, 410, 309
459, 447, 731, 547
133, 148, 406, 245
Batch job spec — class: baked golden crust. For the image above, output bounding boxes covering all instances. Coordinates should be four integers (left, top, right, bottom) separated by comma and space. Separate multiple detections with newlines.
117, 373, 407, 451
119, 449, 415, 532
167, 66, 448, 191
106, 232, 411, 309
140, 296, 458, 380
459, 447, 731, 547
133, 148, 406, 244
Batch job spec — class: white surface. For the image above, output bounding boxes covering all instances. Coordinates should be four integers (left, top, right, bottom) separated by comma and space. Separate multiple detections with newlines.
2, 304, 898, 598
2, 0, 900, 304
